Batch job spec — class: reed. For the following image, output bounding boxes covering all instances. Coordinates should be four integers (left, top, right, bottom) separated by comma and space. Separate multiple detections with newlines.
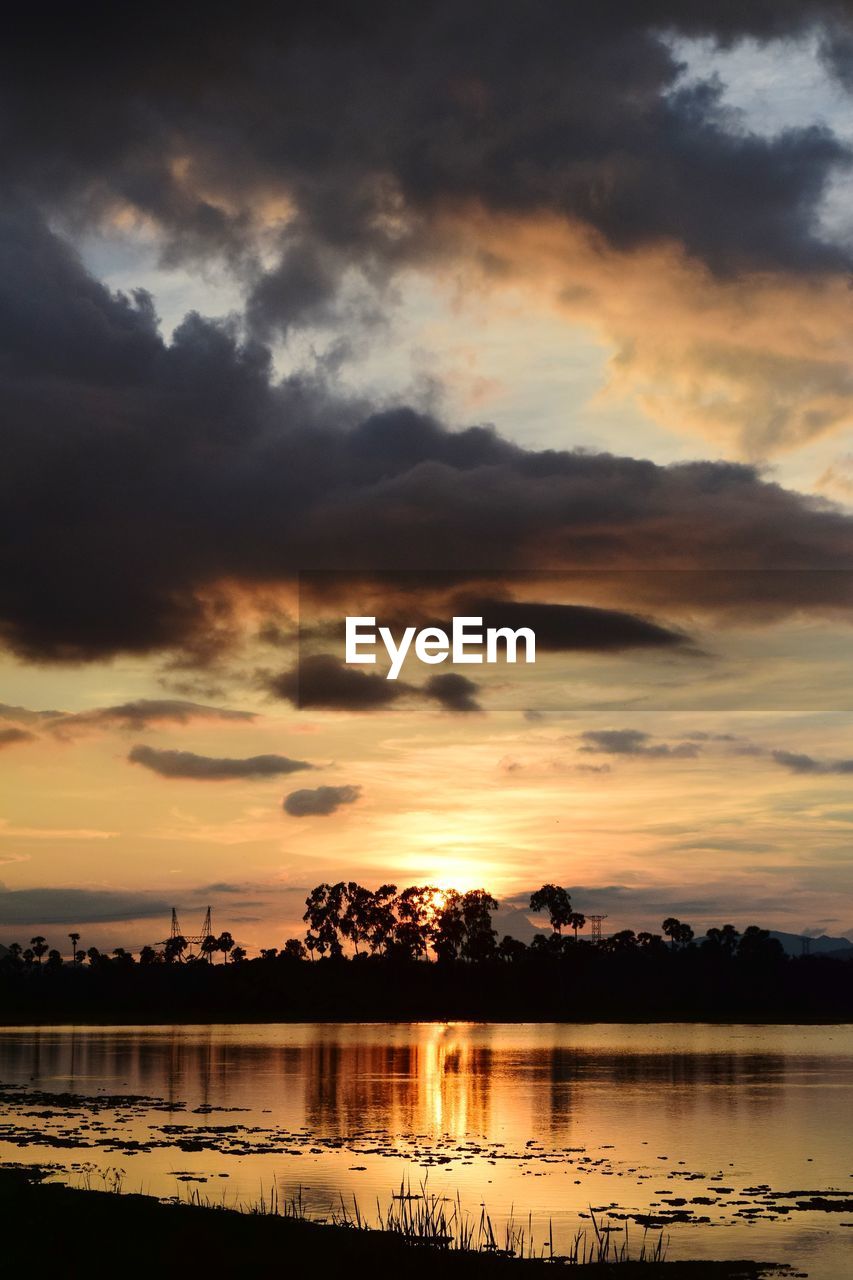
177, 1173, 668, 1266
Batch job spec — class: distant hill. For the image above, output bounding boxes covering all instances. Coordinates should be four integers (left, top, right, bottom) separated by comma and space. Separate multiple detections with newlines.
494, 906, 550, 945
769, 931, 853, 957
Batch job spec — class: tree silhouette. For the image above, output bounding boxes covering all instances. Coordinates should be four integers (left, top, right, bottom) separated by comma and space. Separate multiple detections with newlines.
30, 935, 48, 966
164, 934, 187, 964
460, 890, 498, 961
662, 917, 694, 950
498, 934, 528, 962
529, 885, 573, 935
433, 890, 465, 961
392, 886, 436, 960
737, 925, 784, 962
303, 883, 347, 958
216, 931, 235, 964
568, 911, 586, 942
200, 933, 218, 963
367, 883, 398, 954
281, 938, 307, 960
704, 924, 740, 956
68, 932, 81, 965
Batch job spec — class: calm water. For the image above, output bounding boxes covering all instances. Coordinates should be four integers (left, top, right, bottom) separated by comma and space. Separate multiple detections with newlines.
1, 1023, 852, 1276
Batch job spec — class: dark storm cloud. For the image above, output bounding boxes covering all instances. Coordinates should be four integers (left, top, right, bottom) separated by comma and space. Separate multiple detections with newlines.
1, 1, 851, 290
283, 784, 361, 817
771, 749, 853, 774
4, 205, 853, 665
0, 887, 171, 927
268, 654, 481, 713
0, 727, 34, 748
423, 672, 481, 713
580, 729, 701, 759
452, 599, 688, 652
270, 654, 407, 711
128, 744, 313, 780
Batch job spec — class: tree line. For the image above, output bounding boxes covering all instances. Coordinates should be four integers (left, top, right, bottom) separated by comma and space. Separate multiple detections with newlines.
0, 881, 786, 970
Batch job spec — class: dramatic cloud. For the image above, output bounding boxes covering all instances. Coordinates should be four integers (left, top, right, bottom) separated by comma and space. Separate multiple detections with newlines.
0, 3, 849, 461
2, 3, 850, 278
771, 749, 853, 774
1, 11, 853, 665
3, 215, 853, 667
579, 729, 701, 759
128, 744, 313, 780
283, 784, 361, 817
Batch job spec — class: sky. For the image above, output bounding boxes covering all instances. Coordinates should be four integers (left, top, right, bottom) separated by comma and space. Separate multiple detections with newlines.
3, 2, 853, 954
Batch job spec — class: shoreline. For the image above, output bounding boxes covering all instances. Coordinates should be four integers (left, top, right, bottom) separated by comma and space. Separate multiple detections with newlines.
2, 1014, 852, 1028
0, 1167, 790, 1277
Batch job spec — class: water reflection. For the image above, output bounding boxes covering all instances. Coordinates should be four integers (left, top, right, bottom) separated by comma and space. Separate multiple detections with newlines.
1, 1023, 851, 1280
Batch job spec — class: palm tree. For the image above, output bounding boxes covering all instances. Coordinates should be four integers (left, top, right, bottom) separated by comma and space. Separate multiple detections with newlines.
569, 911, 586, 942
216, 931, 235, 963
231, 945, 247, 964
200, 933, 218, 963
662, 917, 694, 950
68, 932, 81, 964
30, 935, 48, 966
164, 934, 187, 964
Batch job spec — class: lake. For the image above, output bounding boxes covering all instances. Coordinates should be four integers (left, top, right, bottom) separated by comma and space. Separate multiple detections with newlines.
1, 1023, 851, 1276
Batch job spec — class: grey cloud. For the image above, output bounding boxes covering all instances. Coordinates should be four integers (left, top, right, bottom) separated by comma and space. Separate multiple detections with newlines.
771, 748, 853, 774
52, 699, 255, 733
579, 729, 701, 758
422, 672, 482, 713
0, 703, 61, 723
128, 744, 313, 780
0, 887, 172, 927
0, 727, 34, 748
452, 598, 689, 654
283, 784, 361, 817
268, 654, 481, 714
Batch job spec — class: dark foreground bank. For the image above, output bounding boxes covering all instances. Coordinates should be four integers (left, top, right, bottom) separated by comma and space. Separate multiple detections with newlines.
2, 947, 852, 1024
0, 1167, 789, 1278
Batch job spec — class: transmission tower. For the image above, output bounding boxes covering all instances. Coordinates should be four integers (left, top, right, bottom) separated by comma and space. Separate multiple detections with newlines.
589, 914, 608, 944
157, 906, 214, 956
